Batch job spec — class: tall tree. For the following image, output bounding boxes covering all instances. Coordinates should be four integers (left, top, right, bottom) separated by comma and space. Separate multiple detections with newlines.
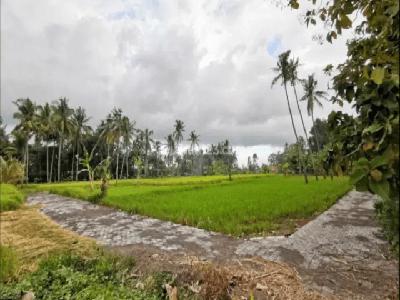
188, 131, 199, 152
188, 131, 199, 174
173, 120, 185, 148
271, 50, 308, 183
120, 116, 135, 179
142, 128, 154, 177
12, 98, 37, 183
37, 103, 53, 182
112, 108, 123, 183
288, 57, 319, 179
53, 97, 74, 182
153, 140, 162, 177
166, 134, 175, 167
300, 75, 327, 153
71, 107, 91, 181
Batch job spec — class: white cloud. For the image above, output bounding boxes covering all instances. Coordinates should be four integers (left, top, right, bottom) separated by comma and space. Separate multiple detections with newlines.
1, 0, 354, 165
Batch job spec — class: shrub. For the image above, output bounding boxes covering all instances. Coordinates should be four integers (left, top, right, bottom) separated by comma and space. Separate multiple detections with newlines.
375, 198, 399, 255
0, 157, 24, 184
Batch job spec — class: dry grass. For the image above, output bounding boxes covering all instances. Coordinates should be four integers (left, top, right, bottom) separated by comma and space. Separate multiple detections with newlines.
119, 246, 334, 300
180, 257, 334, 300
0, 205, 97, 275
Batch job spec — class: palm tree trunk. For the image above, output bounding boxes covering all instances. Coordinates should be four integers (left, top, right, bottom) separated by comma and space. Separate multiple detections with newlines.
126, 150, 129, 178
120, 153, 125, 179
144, 147, 149, 177
115, 143, 119, 184
58, 136, 63, 182
46, 142, 49, 183
76, 153, 79, 181
50, 145, 55, 182
293, 85, 318, 180
25, 143, 29, 183
311, 112, 321, 152
71, 141, 75, 181
284, 83, 308, 184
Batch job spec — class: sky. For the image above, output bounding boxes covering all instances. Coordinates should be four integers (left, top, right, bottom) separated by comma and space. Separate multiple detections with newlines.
1, 0, 354, 166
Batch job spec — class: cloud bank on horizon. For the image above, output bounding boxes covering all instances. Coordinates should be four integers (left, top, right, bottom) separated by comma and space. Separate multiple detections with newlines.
1, 0, 353, 164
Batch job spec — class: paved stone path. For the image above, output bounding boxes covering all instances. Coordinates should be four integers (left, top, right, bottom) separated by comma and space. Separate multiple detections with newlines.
28, 191, 398, 299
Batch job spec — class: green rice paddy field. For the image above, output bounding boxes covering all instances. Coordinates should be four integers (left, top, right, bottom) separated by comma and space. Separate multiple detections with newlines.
25, 175, 351, 236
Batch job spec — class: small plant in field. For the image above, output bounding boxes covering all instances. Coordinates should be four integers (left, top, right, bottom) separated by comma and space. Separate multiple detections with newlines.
96, 157, 111, 199
134, 157, 143, 180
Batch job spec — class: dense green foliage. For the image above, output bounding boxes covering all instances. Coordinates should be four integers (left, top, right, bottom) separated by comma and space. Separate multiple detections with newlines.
0, 252, 174, 300
0, 184, 25, 212
290, 0, 399, 252
27, 175, 350, 236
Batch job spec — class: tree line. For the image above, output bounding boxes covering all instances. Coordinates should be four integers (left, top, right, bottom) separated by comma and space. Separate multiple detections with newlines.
0, 98, 241, 183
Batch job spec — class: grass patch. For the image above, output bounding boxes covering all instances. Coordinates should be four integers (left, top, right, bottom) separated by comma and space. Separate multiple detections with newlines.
0, 245, 20, 283
0, 184, 25, 212
0, 252, 177, 300
27, 175, 351, 236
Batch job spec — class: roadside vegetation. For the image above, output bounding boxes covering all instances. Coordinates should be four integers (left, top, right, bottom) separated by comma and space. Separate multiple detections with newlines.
0, 184, 25, 212
26, 175, 350, 235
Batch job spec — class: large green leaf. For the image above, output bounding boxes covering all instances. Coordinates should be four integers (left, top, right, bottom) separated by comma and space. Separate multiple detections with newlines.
370, 155, 388, 169
350, 167, 368, 185
371, 67, 385, 85
362, 123, 384, 134
340, 14, 352, 29
369, 179, 390, 201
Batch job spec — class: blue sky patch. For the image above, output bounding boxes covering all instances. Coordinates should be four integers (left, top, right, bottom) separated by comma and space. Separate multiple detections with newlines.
109, 8, 136, 20
267, 36, 282, 57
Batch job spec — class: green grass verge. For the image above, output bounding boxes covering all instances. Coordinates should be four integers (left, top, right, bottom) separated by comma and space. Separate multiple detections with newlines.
0, 184, 25, 212
0, 252, 184, 300
26, 175, 351, 236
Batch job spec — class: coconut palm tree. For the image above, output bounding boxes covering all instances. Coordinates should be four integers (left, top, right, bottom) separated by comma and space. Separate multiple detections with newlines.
188, 131, 199, 152
188, 131, 199, 174
142, 128, 154, 177
119, 116, 135, 179
301, 74, 328, 153
271, 50, 308, 183
109, 108, 123, 183
37, 103, 54, 182
166, 134, 175, 167
12, 98, 37, 183
173, 120, 185, 148
153, 140, 162, 177
71, 107, 91, 181
53, 97, 74, 182
288, 57, 319, 180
